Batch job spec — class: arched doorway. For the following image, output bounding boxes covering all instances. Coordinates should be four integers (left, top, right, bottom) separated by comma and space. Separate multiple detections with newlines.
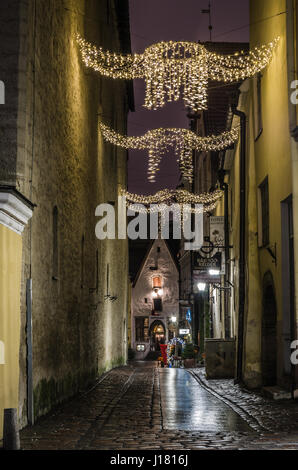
262, 272, 277, 386
149, 320, 165, 352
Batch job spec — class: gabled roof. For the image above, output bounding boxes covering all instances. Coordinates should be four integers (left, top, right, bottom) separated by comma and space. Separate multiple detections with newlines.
129, 238, 153, 285
129, 237, 179, 287
203, 41, 249, 135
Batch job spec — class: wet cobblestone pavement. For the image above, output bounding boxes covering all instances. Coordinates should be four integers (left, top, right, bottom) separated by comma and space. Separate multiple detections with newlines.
190, 368, 298, 433
20, 362, 298, 450
160, 369, 252, 432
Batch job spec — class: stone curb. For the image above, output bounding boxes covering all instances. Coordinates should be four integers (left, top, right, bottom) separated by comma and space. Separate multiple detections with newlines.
187, 369, 268, 433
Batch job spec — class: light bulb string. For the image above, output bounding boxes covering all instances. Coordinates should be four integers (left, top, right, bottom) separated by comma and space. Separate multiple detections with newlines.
100, 123, 240, 152
77, 35, 279, 111
77, 35, 279, 80
100, 123, 239, 183
121, 188, 223, 205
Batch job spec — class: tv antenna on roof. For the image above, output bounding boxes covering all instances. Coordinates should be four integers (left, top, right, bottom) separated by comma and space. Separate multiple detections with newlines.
201, 1, 213, 41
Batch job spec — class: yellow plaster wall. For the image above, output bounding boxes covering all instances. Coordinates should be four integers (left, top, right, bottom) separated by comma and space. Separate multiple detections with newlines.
250, 0, 293, 381
0, 224, 23, 440
210, 0, 292, 387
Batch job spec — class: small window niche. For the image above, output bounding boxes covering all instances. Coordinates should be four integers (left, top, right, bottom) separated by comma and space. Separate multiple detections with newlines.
253, 73, 263, 141
52, 206, 59, 281
258, 176, 269, 247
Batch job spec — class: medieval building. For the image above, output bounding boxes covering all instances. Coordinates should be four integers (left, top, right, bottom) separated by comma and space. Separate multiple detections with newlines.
0, 0, 133, 437
130, 238, 179, 360
180, 0, 298, 395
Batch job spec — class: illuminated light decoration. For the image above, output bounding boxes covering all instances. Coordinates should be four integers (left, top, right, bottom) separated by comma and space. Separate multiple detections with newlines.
167, 337, 185, 365
121, 188, 223, 216
121, 188, 223, 205
186, 309, 191, 322
77, 35, 279, 111
126, 201, 219, 215
100, 123, 240, 183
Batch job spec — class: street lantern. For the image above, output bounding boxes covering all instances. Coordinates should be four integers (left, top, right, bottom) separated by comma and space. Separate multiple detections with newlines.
209, 269, 220, 276
197, 282, 206, 291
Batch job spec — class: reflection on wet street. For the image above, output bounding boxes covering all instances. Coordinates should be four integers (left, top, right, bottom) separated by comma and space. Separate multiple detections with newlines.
159, 368, 253, 432
20, 364, 298, 450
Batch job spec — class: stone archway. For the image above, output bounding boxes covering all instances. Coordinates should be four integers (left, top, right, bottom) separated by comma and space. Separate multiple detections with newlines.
149, 320, 166, 352
261, 271, 277, 386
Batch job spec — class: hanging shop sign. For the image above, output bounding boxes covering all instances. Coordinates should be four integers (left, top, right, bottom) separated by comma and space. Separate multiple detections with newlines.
179, 329, 190, 335
193, 252, 225, 285
186, 308, 192, 322
193, 251, 222, 271
209, 216, 225, 246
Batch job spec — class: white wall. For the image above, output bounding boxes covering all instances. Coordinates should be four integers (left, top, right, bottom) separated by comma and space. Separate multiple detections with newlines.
131, 238, 179, 356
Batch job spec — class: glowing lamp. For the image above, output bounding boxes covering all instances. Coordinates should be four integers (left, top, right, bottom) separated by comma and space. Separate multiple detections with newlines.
209, 269, 220, 276
197, 283, 206, 291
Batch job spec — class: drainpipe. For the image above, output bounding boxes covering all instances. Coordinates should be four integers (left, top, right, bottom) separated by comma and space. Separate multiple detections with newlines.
218, 163, 231, 339
286, 0, 298, 398
27, 0, 37, 425
26, 279, 34, 425
231, 99, 246, 384
221, 181, 231, 339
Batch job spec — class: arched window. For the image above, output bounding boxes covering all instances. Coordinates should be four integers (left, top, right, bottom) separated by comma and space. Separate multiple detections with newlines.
0, 80, 5, 105
152, 275, 163, 313
152, 275, 162, 289
95, 249, 99, 293
106, 263, 110, 295
0, 340, 4, 365
81, 235, 85, 288
52, 206, 59, 279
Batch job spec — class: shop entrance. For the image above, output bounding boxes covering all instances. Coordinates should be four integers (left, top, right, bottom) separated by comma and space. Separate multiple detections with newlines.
150, 320, 165, 352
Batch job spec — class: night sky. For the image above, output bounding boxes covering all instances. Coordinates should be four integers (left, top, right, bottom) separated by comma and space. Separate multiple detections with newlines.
127, 0, 249, 194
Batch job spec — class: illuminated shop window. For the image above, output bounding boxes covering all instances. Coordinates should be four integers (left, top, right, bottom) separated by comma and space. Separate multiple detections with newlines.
135, 317, 149, 342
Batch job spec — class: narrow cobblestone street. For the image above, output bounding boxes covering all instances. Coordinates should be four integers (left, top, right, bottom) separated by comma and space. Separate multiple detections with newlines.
20, 363, 298, 450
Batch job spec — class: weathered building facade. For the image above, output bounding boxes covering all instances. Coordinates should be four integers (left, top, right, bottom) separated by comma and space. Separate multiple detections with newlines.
179, 14, 298, 396
179, 42, 248, 356
131, 238, 179, 360
212, 0, 298, 393
0, 0, 133, 438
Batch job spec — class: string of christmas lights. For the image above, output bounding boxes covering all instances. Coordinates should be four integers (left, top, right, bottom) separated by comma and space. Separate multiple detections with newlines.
100, 123, 240, 182
126, 201, 219, 215
121, 188, 223, 215
77, 36, 279, 111
121, 188, 223, 205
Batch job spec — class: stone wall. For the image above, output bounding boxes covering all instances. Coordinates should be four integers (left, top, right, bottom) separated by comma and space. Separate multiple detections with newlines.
0, 0, 132, 427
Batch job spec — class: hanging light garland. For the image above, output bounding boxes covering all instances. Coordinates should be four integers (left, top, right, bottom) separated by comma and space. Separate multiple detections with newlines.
126, 201, 219, 215
100, 123, 240, 182
77, 35, 279, 111
121, 188, 223, 205
121, 188, 223, 215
